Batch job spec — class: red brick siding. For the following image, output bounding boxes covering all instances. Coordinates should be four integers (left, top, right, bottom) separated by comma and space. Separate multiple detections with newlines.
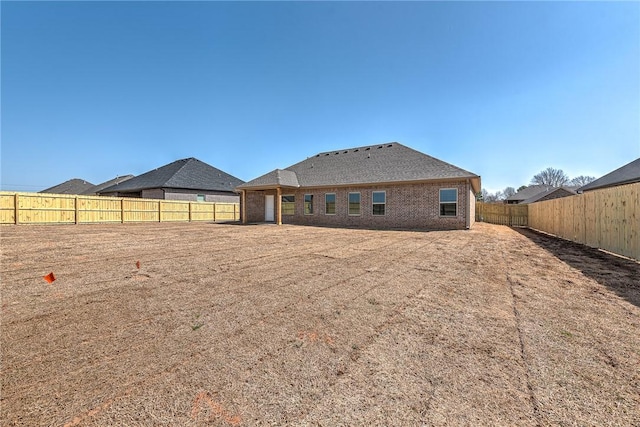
243, 181, 473, 230
244, 190, 278, 223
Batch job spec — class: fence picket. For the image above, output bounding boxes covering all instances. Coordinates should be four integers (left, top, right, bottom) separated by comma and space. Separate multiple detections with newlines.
0, 192, 240, 225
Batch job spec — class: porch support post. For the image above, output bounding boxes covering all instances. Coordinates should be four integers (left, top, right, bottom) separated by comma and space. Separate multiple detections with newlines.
276, 187, 282, 225
241, 190, 247, 224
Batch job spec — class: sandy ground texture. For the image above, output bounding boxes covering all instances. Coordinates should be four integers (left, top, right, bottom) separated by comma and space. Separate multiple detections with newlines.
1, 222, 639, 426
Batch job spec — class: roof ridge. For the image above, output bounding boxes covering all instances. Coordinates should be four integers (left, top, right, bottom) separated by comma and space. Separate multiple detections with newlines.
163, 158, 196, 186
314, 142, 401, 156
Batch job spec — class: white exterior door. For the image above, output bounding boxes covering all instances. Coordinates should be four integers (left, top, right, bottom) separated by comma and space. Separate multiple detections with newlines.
265, 195, 275, 222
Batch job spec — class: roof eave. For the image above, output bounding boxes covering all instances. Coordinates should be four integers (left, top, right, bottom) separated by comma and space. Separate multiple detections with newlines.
580, 177, 640, 192
235, 184, 301, 192
238, 176, 480, 191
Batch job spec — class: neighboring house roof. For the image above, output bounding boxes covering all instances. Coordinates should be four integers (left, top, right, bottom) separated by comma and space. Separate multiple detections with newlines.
520, 187, 577, 204
99, 158, 245, 194
505, 185, 550, 202
40, 178, 95, 195
237, 142, 480, 192
578, 158, 640, 192
506, 185, 577, 204
81, 175, 135, 195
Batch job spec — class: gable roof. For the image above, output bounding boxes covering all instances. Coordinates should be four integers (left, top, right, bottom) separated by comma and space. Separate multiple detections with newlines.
99, 158, 244, 194
506, 185, 551, 202
578, 158, 640, 192
520, 187, 577, 204
40, 178, 95, 195
238, 142, 480, 192
506, 185, 577, 204
81, 175, 135, 195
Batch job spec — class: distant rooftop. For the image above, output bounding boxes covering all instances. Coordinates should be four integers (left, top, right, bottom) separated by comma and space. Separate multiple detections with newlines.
99, 157, 244, 194
40, 178, 94, 195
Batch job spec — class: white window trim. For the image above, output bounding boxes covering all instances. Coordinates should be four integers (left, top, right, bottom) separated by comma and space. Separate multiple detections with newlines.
439, 188, 458, 217
304, 194, 313, 215
348, 192, 361, 216
325, 193, 336, 215
372, 190, 386, 216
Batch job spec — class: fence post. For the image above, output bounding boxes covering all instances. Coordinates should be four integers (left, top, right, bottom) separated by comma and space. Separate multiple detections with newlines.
75, 196, 79, 224
235, 203, 238, 221
158, 201, 162, 223
14, 193, 19, 225
121, 199, 125, 224
188, 202, 192, 222
213, 203, 216, 222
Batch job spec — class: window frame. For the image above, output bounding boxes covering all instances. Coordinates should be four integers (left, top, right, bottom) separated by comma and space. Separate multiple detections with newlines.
304, 194, 313, 215
281, 194, 295, 216
325, 193, 336, 215
372, 191, 386, 216
348, 192, 361, 216
196, 194, 206, 202
439, 188, 458, 217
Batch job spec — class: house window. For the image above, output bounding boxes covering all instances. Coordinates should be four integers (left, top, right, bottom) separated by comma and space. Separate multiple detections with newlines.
348, 192, 361, 215
372, 191, 386, 215
304, 194, 313, 215
440, 188, 457, 216
325, 193, 336, 215
196, 195, 205, 202
282, 195, 295, 215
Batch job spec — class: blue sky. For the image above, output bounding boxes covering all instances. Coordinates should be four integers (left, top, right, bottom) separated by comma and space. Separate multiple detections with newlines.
2, 1, 639, 193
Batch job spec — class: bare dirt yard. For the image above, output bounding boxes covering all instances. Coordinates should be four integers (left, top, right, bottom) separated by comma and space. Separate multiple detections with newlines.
1, 222, 639, 426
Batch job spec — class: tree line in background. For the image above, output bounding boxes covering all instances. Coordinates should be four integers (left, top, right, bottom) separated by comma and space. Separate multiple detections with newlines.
481, 167, 596, 203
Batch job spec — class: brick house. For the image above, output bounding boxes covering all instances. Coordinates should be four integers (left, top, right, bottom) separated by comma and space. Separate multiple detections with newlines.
99, 157, 244, 203
236, 143, 481, 230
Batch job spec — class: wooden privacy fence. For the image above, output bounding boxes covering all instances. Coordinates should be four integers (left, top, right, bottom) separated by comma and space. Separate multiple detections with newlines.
475, 202, 528, 226
528, 182, 639, 261
0, 192, 240, 225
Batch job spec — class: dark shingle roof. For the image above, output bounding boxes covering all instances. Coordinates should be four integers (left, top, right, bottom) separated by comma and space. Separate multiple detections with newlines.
238, 169, 300, 188
507, 185, 577, 204
40, 178, 95, 195
238, 143, 480, 192
99, 158, 244, 194
578, 158, 640, 192
81, 175, 135, 195
520, 187, 577, 204
506, 185, 548, 202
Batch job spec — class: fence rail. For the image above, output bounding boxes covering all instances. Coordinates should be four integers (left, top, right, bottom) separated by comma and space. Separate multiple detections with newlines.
0, 192, 239, 225
528, 182, 639, 261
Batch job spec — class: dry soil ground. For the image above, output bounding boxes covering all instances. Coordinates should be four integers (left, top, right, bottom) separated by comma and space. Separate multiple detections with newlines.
1, 222, 639, 426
